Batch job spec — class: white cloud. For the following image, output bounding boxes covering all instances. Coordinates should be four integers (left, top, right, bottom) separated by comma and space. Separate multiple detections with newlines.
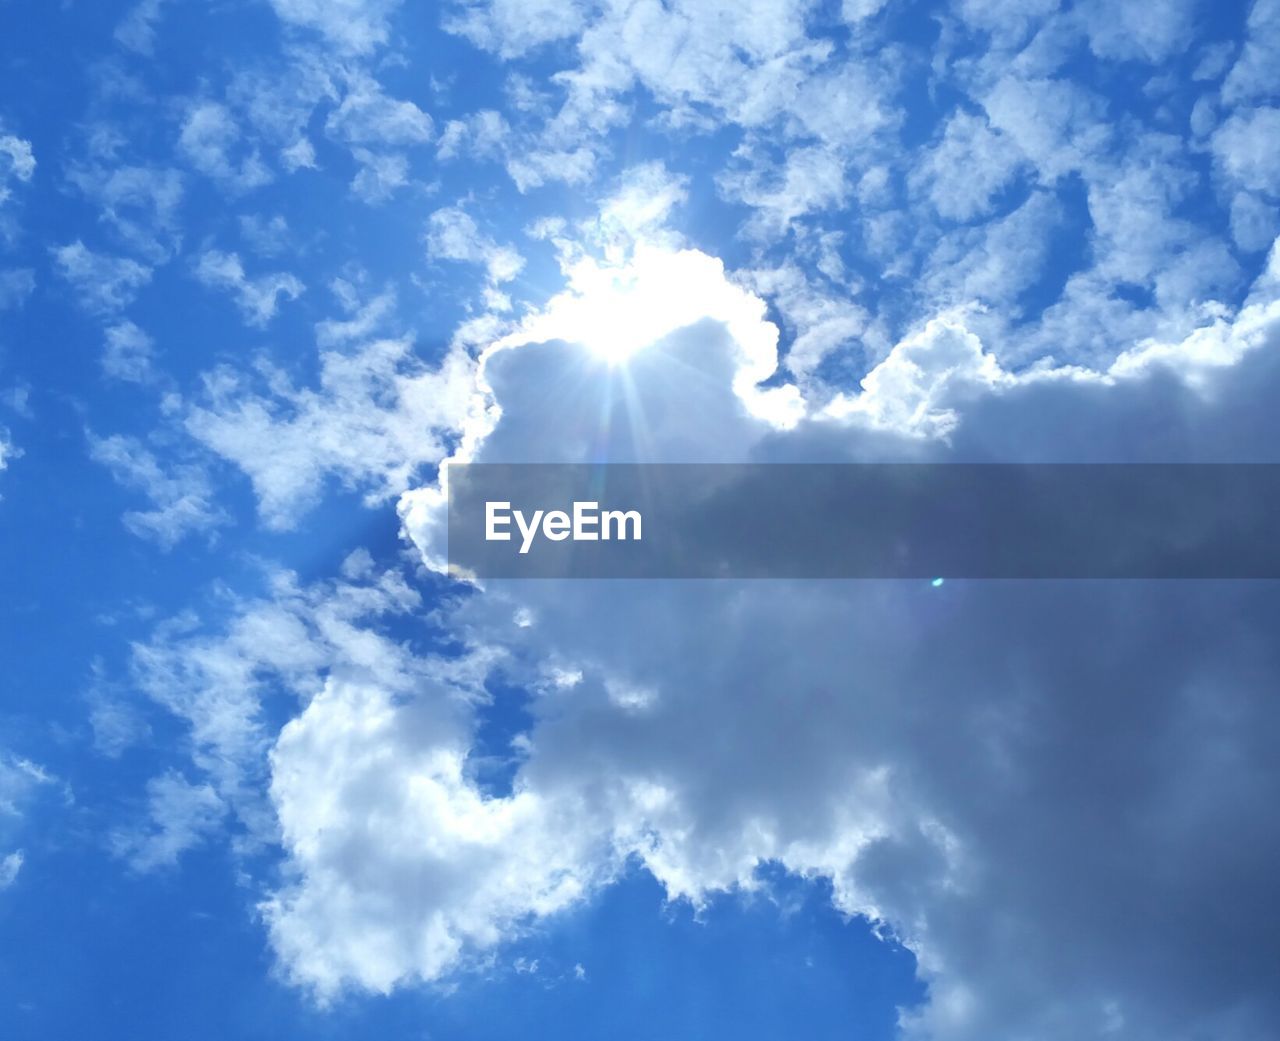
0, 128, 35, 208
184, 331, 473, 529
435, 110, 508, 163
1189, 94, 1219, 139
822, 311, 1007, 436
1231, 191, 1280, 254
1221, 0, 1280, 106
178, 102, 273, 193
0, 755, 59, 880
88, 433, 229, 548
744, 259, 868, 381
114, 0, 168, 54
193, 250, 304, 327
51, 241, 152, 315
446, 0, 884, 209
265, 674, 608, 997
325, 72, 433, 147
102, 321, 156, 383
315, 283, 397, 348
426, 205, 524, 285
505, 146, 596, 193
66, 8, 1280, 1034
580, 0, 825, 125
226, 52, 338, 156
980, 75, 1109, 183
592, 161, 689, 255
911, 111, 1027, 222
0, 268, 34, 309
88, 687, 152, 759
788, 63, 893, 147
841, 0, 888, 22
919, 190, 1061, 315
718, 145, 849, 240
383, 238, 1280, 1041
112, 772, 226, 872
128, 555, 496, 859
120, 547, 619, 999
1211, 107, 1280, 195
491, 245, 801, 421
443, 0, 590, 59
281, 136, 318, 172
1075, 0, 1199, 64
0, 850, 22, 889
238, 214, 291, 257
1192, 41, 1236, 82
0, 755, 54, 818
269, 0, 402, 54
349, 148, 411, 203
0, 428, 17, 480
953, 0, 1058, 40
66, 163, 184, 261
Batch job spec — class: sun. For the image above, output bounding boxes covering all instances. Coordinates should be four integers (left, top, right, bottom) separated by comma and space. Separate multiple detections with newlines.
504, 246, 709, 365
560, 266, 650, 363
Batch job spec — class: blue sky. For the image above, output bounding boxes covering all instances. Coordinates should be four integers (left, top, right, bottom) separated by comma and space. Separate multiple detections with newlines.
1, 1, 1280, 1039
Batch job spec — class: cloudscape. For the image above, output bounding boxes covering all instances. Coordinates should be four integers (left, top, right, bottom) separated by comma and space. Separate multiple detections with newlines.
1, 1, 1279, 1039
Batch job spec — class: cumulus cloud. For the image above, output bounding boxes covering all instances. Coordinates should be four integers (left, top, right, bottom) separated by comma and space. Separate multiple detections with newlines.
426, 0, 1249, 383
917, 191, 1061, 320
324, 236, 1280, 1041
128, 553, 498, 855
122, 548, 615, 990
61, 4, 1280, 1037
265, 674, 609, 996
314, 282, 397, 348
